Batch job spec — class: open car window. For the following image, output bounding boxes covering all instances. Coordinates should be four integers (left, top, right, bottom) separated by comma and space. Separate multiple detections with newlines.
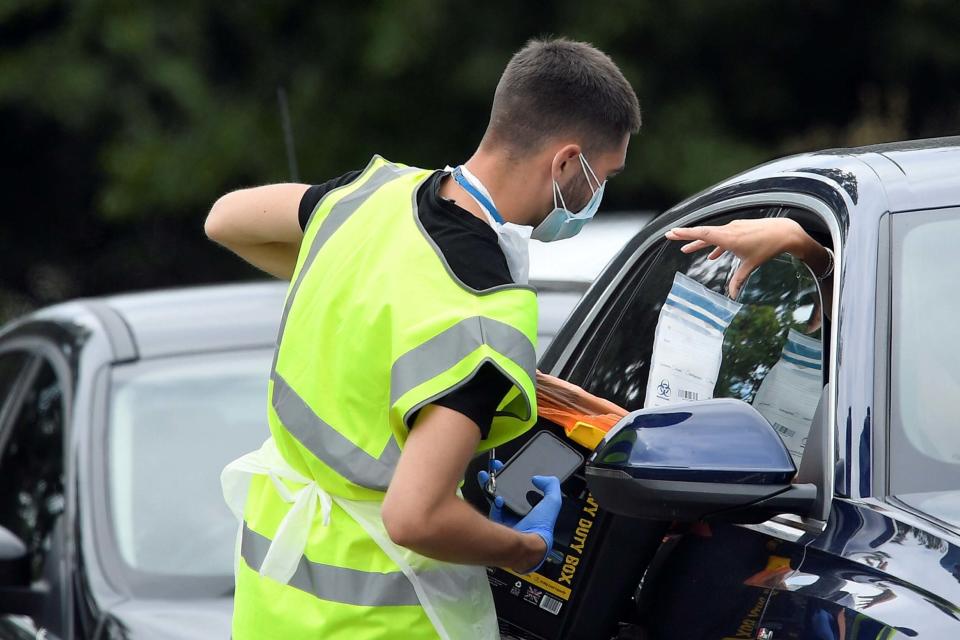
568, 207, 826, 467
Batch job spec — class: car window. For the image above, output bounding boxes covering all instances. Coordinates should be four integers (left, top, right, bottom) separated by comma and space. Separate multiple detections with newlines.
0, 350, 30, 421
108, 349, 271, 583
716, 255, 824, 463
0, 358, 65, 582
567, 207, 825, 466
890, 208, 960, 530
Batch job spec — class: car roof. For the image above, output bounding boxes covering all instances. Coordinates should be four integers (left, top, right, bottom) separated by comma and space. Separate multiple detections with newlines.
665, 135, 960, 223
102, 281, 287, 358
16, 281, 287, 361
820, 134, 960, 159
821, 136, 960, 211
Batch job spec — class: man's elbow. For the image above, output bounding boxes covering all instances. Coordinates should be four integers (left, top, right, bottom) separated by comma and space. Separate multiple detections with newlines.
204, 194, 233, 246
382, 499, 431, 550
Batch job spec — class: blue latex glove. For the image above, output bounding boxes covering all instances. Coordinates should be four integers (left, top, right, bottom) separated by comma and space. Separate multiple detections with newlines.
477, 460, 563, 573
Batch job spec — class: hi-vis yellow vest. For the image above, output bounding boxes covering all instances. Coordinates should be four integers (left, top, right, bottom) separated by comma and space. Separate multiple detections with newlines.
228, 156, 538, 639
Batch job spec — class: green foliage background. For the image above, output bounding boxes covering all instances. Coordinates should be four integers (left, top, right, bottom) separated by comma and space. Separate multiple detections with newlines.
2, 0, 958, 321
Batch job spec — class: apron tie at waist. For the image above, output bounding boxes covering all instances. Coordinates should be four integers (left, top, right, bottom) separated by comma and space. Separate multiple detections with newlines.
222, 437, 332, 585
222, 436, 500, 639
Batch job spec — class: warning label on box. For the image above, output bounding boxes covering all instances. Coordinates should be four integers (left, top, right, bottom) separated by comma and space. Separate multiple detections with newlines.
501, 492, 599, 603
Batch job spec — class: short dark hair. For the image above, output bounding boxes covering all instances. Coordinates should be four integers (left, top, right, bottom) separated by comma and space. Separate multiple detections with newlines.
483, 38, 641, 156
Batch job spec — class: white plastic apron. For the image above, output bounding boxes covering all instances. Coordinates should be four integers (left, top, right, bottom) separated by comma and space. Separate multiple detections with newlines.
751, 328, 823, 464
221, 437, 500, 640
645, 272, 743, 408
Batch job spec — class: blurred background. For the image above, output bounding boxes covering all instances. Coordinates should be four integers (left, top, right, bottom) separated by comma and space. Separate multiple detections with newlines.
2, 0, 958, 323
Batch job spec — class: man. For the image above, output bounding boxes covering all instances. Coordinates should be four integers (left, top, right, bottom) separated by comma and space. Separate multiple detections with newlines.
206, 38, 641, 639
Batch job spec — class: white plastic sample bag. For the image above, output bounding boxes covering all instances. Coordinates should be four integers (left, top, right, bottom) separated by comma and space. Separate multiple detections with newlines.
645, 272, 743, 408
752, 328, 823, 464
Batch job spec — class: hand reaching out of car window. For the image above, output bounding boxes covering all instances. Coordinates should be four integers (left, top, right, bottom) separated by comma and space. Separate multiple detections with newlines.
665, 218, 832, 299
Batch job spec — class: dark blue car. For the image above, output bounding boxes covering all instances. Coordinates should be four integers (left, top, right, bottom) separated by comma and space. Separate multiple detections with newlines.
1, 137, 959, 638
529, 136, 960, 639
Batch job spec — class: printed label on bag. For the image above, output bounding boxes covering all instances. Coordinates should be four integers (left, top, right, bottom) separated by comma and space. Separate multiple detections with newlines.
752, 328, 823, 463
645, 272, 742, 408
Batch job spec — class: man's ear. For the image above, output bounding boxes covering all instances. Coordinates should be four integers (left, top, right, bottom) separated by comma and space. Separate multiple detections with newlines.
550, 144, 582, 179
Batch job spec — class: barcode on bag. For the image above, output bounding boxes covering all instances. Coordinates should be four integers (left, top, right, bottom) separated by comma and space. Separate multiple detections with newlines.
677, 389, 699, 401
539, 594, 563, 615
773, 423, 796, 438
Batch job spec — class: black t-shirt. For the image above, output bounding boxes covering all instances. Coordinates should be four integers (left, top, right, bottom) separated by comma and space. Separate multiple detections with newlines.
298, 169, 515, 438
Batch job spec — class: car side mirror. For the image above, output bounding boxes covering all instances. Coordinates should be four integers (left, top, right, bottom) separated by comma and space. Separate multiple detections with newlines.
0, 524, 30, 588
585, 398, 818, 523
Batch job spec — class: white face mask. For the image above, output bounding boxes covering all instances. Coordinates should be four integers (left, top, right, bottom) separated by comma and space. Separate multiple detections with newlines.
448, 165, 532, 285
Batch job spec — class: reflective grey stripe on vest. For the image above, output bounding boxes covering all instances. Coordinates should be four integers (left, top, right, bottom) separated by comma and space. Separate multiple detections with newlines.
390, 316, 537, 409
240, 522, 419, 607
269, 160, 413, 490
272, 371, 401, 491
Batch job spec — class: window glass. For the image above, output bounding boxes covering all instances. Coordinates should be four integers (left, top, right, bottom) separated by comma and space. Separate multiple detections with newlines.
0, 359, 65, 581
891, 209, 960, 529
566, 210, 754, 407
0, 351, 30, 419
569, 208, 824, 465
108, 350, 271, 579
717, 255, 824, 462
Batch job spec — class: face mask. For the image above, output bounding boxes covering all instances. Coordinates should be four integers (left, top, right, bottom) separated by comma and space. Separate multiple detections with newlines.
531, 154, 606, 243
450, 165, 532, 284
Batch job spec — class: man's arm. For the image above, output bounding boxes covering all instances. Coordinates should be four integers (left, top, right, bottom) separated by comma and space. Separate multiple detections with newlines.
665, 218, 834, 318
204, 184, 309, 280
381, 404, 546, 572
665, 218, 831, 298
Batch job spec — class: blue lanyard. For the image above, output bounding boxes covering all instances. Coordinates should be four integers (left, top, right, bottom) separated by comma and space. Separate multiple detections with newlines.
452, 166, 505, 224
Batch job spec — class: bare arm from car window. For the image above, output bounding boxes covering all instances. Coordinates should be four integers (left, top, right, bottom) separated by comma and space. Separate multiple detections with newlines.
204, 184, 309, 279
665, 218, 834, 316
381, 404, 546, 572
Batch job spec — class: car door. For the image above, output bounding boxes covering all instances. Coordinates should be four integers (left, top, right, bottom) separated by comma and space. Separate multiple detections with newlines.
885, 207, 960, 536
542, 197, 837, 639
783, 205, 960, 639
749, 206, 960, 639
0, 342, 70, 640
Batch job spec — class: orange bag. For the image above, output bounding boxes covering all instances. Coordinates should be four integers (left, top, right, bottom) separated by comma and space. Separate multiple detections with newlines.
535, 371, 629, 450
